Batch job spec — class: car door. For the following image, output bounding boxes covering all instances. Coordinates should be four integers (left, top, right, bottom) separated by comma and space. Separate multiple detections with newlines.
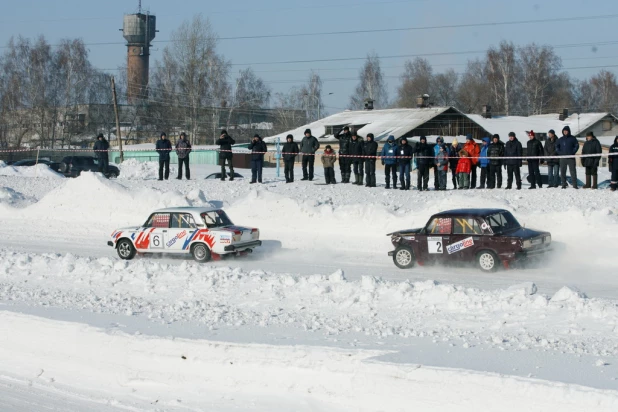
136, 213, 170, 252
417, 217, 453, 263
448, 217, 483, 262
166, 213, 197, 252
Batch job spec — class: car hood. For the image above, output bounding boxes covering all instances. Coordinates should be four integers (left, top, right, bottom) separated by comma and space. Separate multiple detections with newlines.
500, 227, 549, 239
387, 228, 423, 236
112, 226, 141, 234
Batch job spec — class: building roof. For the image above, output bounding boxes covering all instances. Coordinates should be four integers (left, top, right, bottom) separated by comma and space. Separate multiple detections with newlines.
468, 112, 615, 139
577, 135, 618, 148
263, 107, 462, 143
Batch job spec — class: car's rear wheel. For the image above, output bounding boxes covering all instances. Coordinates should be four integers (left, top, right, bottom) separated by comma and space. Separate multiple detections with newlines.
191, 243, 211, 263
477, 250, 498, 272
117, 239, 136, 260
393, 246, 415, 269
108, 172, 118, 179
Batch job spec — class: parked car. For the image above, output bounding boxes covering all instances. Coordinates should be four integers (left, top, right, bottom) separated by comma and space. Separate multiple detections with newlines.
11, 159, 58, 168
205, 172, 244, 180
108, 207, 262, 262
598, 179, 612, 190
524, 173, 584, 188
387, 208, 552, 272
57, 156, 120, 178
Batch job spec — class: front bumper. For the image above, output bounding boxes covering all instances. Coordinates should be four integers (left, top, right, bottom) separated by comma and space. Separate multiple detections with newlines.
516, 247, 552, 259
224, 240, 262, 252
107, 241, 114, 247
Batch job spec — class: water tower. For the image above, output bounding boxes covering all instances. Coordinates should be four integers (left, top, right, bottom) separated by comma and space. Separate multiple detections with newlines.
122, 1, 156, 103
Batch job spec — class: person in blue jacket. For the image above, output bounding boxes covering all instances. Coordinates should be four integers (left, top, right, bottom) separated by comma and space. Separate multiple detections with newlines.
478, 137, 491, 189
432, 137, 444, 189
156, 132, 172, 181
397, 137, 414, 190
380, 136, 398, 189
556, 125, 580, 189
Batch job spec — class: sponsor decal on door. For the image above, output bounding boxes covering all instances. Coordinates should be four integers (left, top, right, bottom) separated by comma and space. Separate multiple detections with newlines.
446, 237, 474, 254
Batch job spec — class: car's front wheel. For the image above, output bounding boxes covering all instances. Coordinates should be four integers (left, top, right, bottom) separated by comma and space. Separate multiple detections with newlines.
477, 250, 498, 272
393, 246, 415, 269
191, 243, 212, 263
117, 239, 136, 260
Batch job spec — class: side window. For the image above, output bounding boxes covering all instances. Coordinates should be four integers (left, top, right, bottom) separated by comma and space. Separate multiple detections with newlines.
145, 213, 170, 228
426, 217, 452, 235
453, 218, 483, 235
170, 213, 197, 229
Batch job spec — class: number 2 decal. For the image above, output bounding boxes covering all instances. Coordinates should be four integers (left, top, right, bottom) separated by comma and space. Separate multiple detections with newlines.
427, 237, 443, 254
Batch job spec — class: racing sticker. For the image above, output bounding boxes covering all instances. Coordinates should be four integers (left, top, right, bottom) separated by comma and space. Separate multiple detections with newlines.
427, 237, 443, 254
446, 237, 474, 254
150, 233, 163, 249
481, 222, 489, 231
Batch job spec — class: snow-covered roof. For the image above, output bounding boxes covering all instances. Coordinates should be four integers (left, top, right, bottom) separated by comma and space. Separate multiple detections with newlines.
263, 107, 459, 143
577, 135, 618, 148
468, 112, 615, 139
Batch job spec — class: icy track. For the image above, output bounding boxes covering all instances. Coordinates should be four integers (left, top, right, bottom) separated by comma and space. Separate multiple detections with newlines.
1, 164, 618, 409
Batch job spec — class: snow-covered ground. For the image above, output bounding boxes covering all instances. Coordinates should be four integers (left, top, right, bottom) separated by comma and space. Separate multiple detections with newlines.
1, 162, 618, 410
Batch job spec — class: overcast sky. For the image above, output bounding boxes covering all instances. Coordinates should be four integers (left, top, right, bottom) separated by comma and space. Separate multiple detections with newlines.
1, 0, 616, 113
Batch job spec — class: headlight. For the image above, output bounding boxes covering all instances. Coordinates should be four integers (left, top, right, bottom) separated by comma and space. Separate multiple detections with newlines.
522, 240, 533, 249
392, 236, 401, 243
544, 235, 551, 244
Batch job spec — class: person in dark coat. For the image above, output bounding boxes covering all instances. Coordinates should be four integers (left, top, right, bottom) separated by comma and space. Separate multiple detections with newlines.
487, 134, 504, 189
380, 135, 398, 189
93, 134, 109, 174
175, 132, 192, 180
397, 137, 414, 190
556, 125, 580, 189
349, 132, 365, 185
282, 134, 299, 183
526, 130, 543, 189
300, 129, 320, 181
156, 132, 172, 181
609, 136, 618, 192
504, 132, 522, 190
335, 126, 353, 183
415, 136, 434, 191
363, 133, 378, 187
581, 132, 603, 189
448, 138, 461, 189
544, 129, 559, 188
216, 130, 236, 181
248, 134, 267, 184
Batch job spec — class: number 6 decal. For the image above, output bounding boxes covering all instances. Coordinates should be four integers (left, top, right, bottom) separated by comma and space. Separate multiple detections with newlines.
151, 234, 163, 249
427, 236, 443, 254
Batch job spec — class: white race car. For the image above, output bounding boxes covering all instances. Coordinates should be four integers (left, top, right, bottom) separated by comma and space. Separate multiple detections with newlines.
108, 207, 261, 262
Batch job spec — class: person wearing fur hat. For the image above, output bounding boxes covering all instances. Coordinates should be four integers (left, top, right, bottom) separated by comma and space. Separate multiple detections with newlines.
397, 137, 414, 190
156, 132, 172, 181
416, 136, 434, 191
526, 130, 543, 189
609, 136, 618, 191
282, 134, 300, 183
216, 130, 236, 181
456, 149, 472, 189
581, 131, 603, 189
175, 132, 192, 180
448, 138, 461, 189
321, 145, 337, 184
249, 134, 267, 184
380, 135, 398, 189
300, 129, 320, 181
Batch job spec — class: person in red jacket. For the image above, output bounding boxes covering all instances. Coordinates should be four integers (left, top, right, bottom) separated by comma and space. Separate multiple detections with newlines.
464, 135, 480, 188
456, 149, 472, 189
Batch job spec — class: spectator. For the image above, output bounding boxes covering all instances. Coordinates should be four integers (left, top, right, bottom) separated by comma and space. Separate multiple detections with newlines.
478, 137, 491, 189
448, 138, 461, 189
380, 135, 398, 189
435, 144, 449, 191
93, 133, 109, 174
487, 134, 505, 189
300, 129, 320, 181
321, 145, 337, 184
248, 134, 267, 184
175, 132, 192, 180
416, 136, 434, 191
456, 149, 472, 189
581, 132, 602, 189
349, 132, 365, 185
216, 130, 236, 181
335, 126, 352, 183
526, 130, 543, 189
609, 136, 618, 192
464, 135, 480, 188
556, 125, 580, 189
156, 132, 172, 181
282, 134, 299, 183
504, 132, 523, 190
363, 133, 378, 187
397, 137, 414, 190
433, 137, 444, 189
544, 129, 559, 188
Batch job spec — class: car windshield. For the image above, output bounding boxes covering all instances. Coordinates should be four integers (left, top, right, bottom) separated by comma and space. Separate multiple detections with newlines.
485, 211, 521, 234
201, 210, 233, 228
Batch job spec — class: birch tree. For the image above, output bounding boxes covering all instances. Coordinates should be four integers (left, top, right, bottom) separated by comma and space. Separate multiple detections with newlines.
349, 52, 388, 109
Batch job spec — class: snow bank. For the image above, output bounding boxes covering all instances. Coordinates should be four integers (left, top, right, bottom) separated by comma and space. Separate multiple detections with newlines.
117, 158, 175, 180
0, 162, 64, 179
2, 311, 617, 412
0, 187, 25, 206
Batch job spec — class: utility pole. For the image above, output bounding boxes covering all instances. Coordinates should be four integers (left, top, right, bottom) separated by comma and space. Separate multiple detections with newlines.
111, 76, 124, 162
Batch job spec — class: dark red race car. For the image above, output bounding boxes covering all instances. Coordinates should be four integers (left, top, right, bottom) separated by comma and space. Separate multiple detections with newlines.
387, 208, 552, 272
